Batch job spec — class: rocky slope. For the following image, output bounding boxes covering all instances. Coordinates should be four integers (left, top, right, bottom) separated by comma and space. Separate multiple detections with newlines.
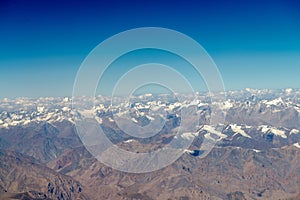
47, 145, 300, 200
0, 149, 88, 200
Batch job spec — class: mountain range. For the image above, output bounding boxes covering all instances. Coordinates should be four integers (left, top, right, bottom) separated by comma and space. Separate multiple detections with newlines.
0, 89, 299, 199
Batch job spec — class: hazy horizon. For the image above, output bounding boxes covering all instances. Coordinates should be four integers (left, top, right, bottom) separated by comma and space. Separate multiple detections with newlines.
1, 87, 300, 100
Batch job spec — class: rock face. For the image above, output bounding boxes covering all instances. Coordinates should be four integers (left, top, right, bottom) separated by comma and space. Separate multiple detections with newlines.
47, 145, 300, 200
0, 121, 82, 164
0, 149, 88, 200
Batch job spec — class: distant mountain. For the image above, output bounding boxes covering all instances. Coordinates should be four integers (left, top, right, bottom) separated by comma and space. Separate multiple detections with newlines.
1, 88, 300, 130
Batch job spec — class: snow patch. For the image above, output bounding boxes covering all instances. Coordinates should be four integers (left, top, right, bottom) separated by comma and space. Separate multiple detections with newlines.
285, 88, 293, 94
293, 143, 300, 148
290, 129, 299, 135
124, 139, 135, 143
259, 125, 287, 138
202, 125, 227, 139
264, 97, 284, 106
131, 118, 138, 123
183, 149, 194, 154
270, 128, 287, 138
252, 149, 261, 153
108, 117, 114, 122
230, 124, 251, 138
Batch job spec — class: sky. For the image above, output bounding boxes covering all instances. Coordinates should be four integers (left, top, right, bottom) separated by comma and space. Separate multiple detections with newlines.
0, 0, 300, 98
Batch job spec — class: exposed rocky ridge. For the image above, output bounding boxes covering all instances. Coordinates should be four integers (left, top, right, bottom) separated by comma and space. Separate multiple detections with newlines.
0, 121, 82, 163
0, 149, 89, 200
45, 145, 300, 199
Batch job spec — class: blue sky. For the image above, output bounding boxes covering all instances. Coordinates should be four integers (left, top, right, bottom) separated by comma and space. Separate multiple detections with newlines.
0, 0, 300, 98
